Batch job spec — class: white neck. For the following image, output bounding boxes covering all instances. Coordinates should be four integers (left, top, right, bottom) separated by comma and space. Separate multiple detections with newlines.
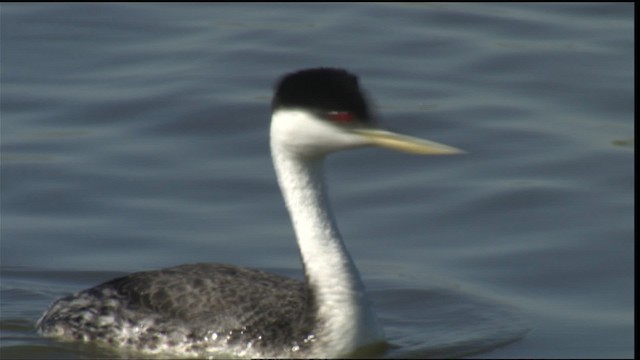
270, 111, 384, 356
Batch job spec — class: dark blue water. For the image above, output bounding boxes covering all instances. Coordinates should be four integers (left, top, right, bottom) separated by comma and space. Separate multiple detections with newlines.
1, 3, 634, 358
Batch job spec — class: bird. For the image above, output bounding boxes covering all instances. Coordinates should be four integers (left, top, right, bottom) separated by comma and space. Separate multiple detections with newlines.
36, 67, 463, 358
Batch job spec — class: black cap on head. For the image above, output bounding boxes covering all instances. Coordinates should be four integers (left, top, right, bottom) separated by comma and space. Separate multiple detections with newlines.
272, 68, 372, 123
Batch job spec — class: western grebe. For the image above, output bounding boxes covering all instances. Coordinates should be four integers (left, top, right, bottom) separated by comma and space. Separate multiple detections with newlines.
36, 68, 463, 358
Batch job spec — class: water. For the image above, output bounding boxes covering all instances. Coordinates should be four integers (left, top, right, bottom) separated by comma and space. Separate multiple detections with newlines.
0, 3, 633, 359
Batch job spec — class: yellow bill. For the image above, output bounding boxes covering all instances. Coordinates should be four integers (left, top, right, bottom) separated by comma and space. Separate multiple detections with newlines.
353, 128, 464, 155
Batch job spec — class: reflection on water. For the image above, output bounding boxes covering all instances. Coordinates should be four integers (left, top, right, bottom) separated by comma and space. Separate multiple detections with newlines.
612, 138, 634, 148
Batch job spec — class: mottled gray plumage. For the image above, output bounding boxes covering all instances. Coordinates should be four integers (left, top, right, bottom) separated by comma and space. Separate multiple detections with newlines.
37, 263, 318, 357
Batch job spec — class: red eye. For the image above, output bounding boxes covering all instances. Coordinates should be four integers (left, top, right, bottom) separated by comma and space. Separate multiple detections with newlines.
328, 111, 355, 123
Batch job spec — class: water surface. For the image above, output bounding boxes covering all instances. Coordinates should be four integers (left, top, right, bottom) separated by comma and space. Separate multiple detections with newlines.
1, 3, 634, 359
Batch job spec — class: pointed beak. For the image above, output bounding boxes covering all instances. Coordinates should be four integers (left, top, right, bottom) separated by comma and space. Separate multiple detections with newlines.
352, 128, 464, 155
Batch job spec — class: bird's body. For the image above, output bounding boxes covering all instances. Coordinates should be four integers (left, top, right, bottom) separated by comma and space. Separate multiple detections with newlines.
37, 68, 462, 358
39, 264, 315, 357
